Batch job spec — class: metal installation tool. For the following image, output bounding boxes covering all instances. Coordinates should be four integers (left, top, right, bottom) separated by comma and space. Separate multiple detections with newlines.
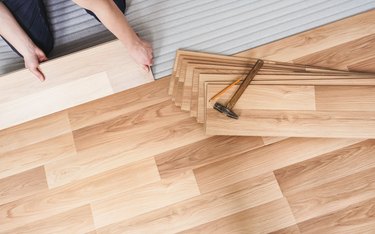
213, 59, 264, 119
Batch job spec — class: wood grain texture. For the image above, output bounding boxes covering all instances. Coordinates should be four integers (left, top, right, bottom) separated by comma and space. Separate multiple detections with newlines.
1, 205, 95, 234
91, 170, 200, 228
178, 198, 295, 234
287, 167, 375, 222
96, 173, 282, 234
155, 135, 264, 179
0, 133, 75, 180
0, 167, 47, 205
0, 40, 154, 130
1, 12, 375, 234
194, 138, 363, 194
0, 111, 71, 154
275, 140, 375, 196
298, 198, 375, 234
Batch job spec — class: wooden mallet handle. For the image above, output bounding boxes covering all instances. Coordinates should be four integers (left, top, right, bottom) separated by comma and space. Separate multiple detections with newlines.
226, 59, 264, 110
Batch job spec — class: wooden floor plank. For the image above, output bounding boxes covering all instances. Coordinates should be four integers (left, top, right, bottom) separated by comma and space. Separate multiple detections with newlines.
0, 158, 159, 232
194, 138, 362, 194
237, 10, 375, 61
287, 167, 375, 223
1, 205, 95, 234
275, 140, 375, 196
294, 34, 375, 70
95, 173, 282, 234
178, 198, 295, 234
348, 56, 375, 73
270, 225, 301, 234
45, 115, 207, 188
68, 78, 170, 131
298, 198, 375, 234
155, 136, 264, 179
0, 167, 47, 205
0, 111, 71, 154
0, 133, 75, 180
315, 86, 375, 111
91, 170, 200, 228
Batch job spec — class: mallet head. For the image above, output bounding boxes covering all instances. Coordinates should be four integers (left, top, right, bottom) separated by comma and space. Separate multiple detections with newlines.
213, 102, 239, 120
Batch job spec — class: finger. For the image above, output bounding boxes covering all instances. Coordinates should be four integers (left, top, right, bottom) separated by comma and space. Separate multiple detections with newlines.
30, 67, 45, 82
143, 65, 150, 72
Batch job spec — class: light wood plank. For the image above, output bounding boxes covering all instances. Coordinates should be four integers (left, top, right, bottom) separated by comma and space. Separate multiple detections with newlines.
287, 167, 375, 222
46, 103, 207, 188
155, 136, 264, 179
194, 138, 362, 194
0, 133, 76, 180
0, 167, 47, 205
315, 86, 375, 111
1, 205, 95, 234
205, 109, 375, 138
237, 10, 375, 61
0, 72, 113, 130
294, 34, 375, 70
68, 77, 170, 131
298, 198, 375, 234
275, 140, 375, 196
0, 111, 71, 154
178, 198, 295, 234
348, 56, 375, 73
91, 170, 200, 228
0, 158, 159, 232
0, 40, 153, 104
96, 173, 282, 234
270, 225, 301, 234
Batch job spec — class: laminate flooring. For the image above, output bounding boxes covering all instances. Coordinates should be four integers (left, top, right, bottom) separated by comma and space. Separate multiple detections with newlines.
0, 40, 155, 130
0, 10, 375, 234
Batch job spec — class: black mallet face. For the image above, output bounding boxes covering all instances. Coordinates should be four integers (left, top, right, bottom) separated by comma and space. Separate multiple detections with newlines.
213, 102, 239, 119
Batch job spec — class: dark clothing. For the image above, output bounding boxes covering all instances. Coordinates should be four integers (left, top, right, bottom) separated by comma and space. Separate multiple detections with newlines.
2, 0, 126, 56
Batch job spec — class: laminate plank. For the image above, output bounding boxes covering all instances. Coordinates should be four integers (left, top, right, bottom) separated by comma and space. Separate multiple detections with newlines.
315, 86, 375, 111
0, 158, 159, 232
0, 133, 75, 180
0, 40, 153, 104
0, 166, 47, 205
275, 140, 375, 196
0, 111, 71, 154
298, 198, 375, 234
95, 173, 282, 234
205, 109, 375, 138
207, 84, 316, 111
0, 72, 113, 130
1, 205, 95, 234
45, 116, 207, 188
269, 225, 301, 234
68, 77, 170, 131
294, 34, 375, 70
348, 56, 375, 73
178, 198, 295, 234
237, 10, 375, 61
155, 136, 264, 179
195, 74, 375, 123
194, 138, 362, 194
287, 167, 375, 222
91, 170, 200, 228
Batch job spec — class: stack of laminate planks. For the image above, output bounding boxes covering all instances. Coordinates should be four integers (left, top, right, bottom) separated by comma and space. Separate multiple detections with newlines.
169, 50, 375, 138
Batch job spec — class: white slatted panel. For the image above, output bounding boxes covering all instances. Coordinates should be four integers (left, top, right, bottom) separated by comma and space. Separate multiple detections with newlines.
0, 0, 374, 78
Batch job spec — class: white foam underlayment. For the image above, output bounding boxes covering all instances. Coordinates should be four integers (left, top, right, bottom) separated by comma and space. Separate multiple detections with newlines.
0, 0, 374, 79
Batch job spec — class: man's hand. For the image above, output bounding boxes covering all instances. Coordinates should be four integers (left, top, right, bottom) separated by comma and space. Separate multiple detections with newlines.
129, 38, 153, 71
24, 46, 48, 82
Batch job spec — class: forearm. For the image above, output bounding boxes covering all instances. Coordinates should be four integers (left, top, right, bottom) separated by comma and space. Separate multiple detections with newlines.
73, 0, 140, 50
0, 2, 36, 57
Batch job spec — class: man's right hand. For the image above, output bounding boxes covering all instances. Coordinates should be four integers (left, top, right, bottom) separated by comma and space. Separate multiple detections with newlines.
24, 46, 48, 82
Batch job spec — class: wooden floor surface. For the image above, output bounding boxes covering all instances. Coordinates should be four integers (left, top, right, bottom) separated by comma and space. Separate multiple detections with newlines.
0, 10, 375, 234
